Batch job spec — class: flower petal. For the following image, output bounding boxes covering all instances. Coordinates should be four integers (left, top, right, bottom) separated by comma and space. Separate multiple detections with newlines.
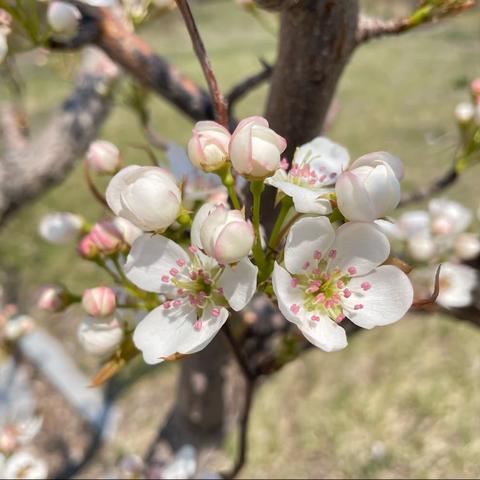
284, 216, 335, 274
106, 165, 142, 215
297, 315, 348, 352
342, 265, 413, 329
125, 234, 189, 293
435, 262, 477, 308
191, 202, 217, 249
329, 222, 390, 276
133, 301, 228, 364
272, 262, 306, 324
218, 257, 258, 311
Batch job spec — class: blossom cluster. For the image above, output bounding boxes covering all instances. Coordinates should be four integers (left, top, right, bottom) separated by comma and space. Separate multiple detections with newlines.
36, 116, 416, 367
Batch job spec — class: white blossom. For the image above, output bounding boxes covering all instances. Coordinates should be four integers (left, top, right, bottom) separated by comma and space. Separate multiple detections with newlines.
77, 316, 124, 356
272, 217, 413, 352
38, 212, 83, 244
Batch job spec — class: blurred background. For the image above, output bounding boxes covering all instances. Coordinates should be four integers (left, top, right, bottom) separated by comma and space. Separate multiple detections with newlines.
1, 0, 480, 477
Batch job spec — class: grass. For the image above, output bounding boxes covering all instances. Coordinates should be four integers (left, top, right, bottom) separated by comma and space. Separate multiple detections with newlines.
1, 1, 480, 478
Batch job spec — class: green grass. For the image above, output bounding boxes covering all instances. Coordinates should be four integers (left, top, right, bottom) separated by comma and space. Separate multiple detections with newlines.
2, 1, 480, 478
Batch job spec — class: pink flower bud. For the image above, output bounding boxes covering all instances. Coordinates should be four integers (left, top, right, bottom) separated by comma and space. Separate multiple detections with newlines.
47, 1, 81, 37
90, 221, 123, 254
86, 140, 121, 174
229, 116, 287, 179
77, 233, 99, 259
199, 205, 254, 264
82, 287, 116, 317
36, 284, 70, 313
187, 121, 231, 172
471, 78, 480, 98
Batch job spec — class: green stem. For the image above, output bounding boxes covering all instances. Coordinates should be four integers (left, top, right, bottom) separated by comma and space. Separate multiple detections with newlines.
250, 180, 266, 269
268, 197, 292, 251
218, 165, 241, 209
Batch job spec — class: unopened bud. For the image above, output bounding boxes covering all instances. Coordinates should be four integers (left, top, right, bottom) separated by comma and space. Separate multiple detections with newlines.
82, 287, 116, 317
47, 1, 81, 37
454, 232, 480, 260
86, 140, 121, 174
77, 316, 124, 357
77, 233, 99, 259
38, 212, 84, 245
90, 221, 123, 254
36, 284, 71, 313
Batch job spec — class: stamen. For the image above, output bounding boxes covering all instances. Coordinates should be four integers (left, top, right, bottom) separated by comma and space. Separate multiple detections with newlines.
328, 249, 337, 259
343, 289, 352, 298
336, 313, 345, 323
173, 300, 182, 308
212, 307, 221, 318
325, 299, 334, 309
217, 287, 224, 295
291, 278, 299, 288
177, 288, 185, 296
354, 304, 364, 310
194, 320, 202, 331
361, 282, 371, 291
163, 301, 171, 310
188, 245, 197, 254
313, 250, 322, 260
303, 261, 310, 270
336, 280, 345, 289
161, 275, 170, 283
311, 315, 320, 322
169, 268, 179, 277
176, 258, 186, 267
290, 304, 300, 314
315, 293, 325, 303
348, 266, 357, 275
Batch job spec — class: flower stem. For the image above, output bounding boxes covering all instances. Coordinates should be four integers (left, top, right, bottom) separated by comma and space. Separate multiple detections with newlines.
268, 197, 292, 251
250, 180, 266, 269
218, 164, 241, 209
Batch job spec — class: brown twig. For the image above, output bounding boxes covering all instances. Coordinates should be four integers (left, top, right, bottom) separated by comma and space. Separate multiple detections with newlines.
412, 264, 442, 308
83, 160, 109, 208
174, 0, 228, 127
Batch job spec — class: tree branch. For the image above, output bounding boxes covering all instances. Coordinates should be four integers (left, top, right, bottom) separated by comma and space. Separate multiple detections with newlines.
0, 48, 118, 225
356, 1, 475, 45
174, 0, 228, 127
50, 2, 214, 122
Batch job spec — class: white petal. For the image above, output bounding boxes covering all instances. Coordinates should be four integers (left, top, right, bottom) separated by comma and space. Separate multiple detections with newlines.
191, 202, 217, 249
284, 216, 335, 274
218, 257, 258, 311
133, 302, 227, 364
335, 170, 376, 221
274, 180, 333, 215
342, 265, 413, 329
272, 262, 306, 324
329, 222, 390, 276
397, 210, 430, 237
436, 262, 477, 308
106, 165, 142, 215
351, 151, 404, 181
125, 234, 189, 293
297, 315, 348, 352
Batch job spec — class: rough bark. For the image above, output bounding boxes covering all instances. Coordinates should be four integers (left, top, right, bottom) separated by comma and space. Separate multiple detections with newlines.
0, 48, 118, 225
265, 0, 359, 158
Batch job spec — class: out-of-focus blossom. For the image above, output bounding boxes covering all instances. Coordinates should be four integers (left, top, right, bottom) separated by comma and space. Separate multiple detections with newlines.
36, 285, 70, 313
90, 221, 123, 254
229, 116, 287, 179
160, 445, 197, 480
38, 212, 83, 245
47, 2, 81, 37
106, 166, 182, 232
395, 210, 431, 240
429, 198, 472, 237
471, 78, 480, 99
272, 217, 413, 352
195, 204, 254, 265
112, 217, 142, 246
454, 102, 475, 124
3, 315, 35, 341
77, 316, 124, 356
82, 287, 116, 317
1, 451, 48, 479
336, 152, 402, 222
187, 121, 231, 172
86, 140, 121, 174
454, 232, 480, 260
407, 234, 436, 262
0, 34, 7, 64
266, 136, 349, 215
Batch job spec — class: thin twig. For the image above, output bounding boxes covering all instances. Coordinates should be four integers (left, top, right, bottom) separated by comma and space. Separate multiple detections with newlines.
226, 60, 273, 117
83, 160, 109, 208
412, 264, 442, 308
174, 0, 228, 127
223, 323, 255, 381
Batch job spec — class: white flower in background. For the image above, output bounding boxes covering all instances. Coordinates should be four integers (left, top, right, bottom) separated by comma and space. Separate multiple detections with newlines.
435, 262, 477, 309
3, 315, 35, 341
266, 137, 350, 215
125, 225, 258, 364
1, 451, 48, 479
106, 165, 182, 232
0, 34, 7, 64
454, 102, 475, 124
406, 234, 436, 262
272, 217, 413, 352
195, 203, 254, 264
36, 284, 69, 312
77, 316, 124, 356
38, 212, 83, 244
86, 140, 121, 174
429, 198, 472, 236
112, 217, 142, 246
47, 2, 81, 36
82, 0, 116, 6
160, 445, 197, 480
336, 152, 403, 222
82, 287, 116, 317
187, 121, 231, 172
395, 210, 431, 240
229, 116, 287, 179
454, 232, 480, 260
0, 417, 43, 454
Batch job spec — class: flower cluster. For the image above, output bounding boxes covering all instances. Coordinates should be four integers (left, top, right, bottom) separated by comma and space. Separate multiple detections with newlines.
37, 115, 415, 369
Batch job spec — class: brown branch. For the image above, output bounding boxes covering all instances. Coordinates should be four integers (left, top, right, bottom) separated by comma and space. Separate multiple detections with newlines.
0, 49, 118, 225
50, 2, 214, 122
226, 60, 273, 118
174, 0, 228, 127
356, 2, 475, 45
399, 166, 458, 206
0, 103, 28, 152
